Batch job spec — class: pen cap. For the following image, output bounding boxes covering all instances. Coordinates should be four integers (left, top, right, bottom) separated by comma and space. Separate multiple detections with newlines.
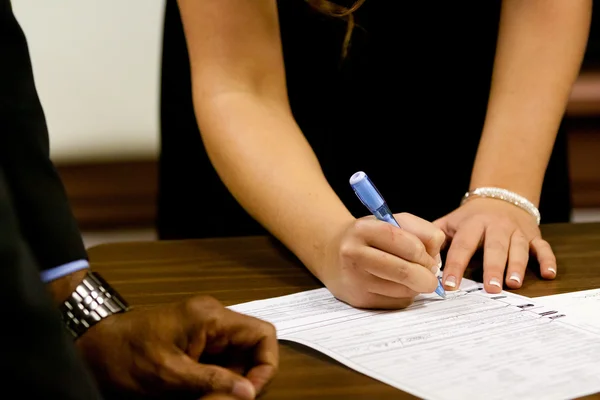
349, 171, 385, 212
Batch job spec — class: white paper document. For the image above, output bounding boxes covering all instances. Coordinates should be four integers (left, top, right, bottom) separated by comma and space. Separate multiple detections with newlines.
536, 288, 600, 333
230, 281, 600, 400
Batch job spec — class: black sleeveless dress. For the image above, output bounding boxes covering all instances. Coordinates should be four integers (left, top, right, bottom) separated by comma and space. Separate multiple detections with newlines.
158, 0, 571, 240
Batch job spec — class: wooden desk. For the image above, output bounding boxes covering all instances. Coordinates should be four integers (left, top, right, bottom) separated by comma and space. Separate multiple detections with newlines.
88, 222, 600, 400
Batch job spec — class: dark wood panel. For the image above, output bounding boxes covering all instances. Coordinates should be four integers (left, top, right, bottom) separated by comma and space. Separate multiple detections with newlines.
566, 71, 600, 117
567, 126, 600, 208
565, 72, 600, 208
56, 160, 158, 230
86, 223, 600, 400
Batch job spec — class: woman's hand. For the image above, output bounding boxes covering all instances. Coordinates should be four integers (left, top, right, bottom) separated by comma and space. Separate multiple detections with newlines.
320, 213, 446, 309
434, 197, 557, 293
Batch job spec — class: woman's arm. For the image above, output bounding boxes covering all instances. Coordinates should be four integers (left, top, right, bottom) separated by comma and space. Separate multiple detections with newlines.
176, 0, 353, 279
470, 0, 592, 203
438, 0, 592, 294
176, 1, 444, 308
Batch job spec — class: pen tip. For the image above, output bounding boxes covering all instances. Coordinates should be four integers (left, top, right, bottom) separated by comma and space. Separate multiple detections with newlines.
435, 284, 447, 299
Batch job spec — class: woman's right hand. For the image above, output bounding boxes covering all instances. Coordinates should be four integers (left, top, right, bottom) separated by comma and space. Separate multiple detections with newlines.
320, 213, 446, 309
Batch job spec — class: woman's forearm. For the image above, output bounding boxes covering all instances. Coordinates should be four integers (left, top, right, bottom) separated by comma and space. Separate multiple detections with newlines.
176, 0, 353, 278
195, 92, 353, 279
470, 0, 592, 205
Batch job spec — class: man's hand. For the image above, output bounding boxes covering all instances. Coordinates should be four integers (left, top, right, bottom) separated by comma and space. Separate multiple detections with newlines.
76, 295, 278, 400
201, 394, 244, 400
200, 394, 243, 400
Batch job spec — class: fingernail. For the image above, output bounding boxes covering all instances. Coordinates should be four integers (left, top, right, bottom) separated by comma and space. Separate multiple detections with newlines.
548, 267, 557, 275
509, 273, 521, 284
232, 380, 255, 400
430, 264, 440, 275
435, 253, 442, 269
444, 275, 456, 288
489, 278, 502, 288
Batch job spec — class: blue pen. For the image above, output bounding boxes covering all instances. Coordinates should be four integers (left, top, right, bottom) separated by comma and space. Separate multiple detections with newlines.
349, 171, 446, 299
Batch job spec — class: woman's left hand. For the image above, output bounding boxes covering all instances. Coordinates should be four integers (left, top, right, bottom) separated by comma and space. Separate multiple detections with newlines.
434, 197, 557, 293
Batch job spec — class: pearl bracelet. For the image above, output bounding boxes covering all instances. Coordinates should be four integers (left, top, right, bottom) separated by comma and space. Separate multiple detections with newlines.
461, 187, 541, 225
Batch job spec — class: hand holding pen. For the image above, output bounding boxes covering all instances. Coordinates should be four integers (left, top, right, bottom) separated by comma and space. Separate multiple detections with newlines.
350, 171, 446, 299
314, 173, 446, 309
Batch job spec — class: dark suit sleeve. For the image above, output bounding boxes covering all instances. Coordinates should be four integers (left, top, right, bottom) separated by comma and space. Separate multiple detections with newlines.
0, 0, 87, 272
0, 169, 102, 399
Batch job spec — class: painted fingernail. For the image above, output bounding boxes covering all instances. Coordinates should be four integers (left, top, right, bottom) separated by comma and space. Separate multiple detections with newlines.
489, 278, 502, 288
232, 380, 255, 400
509, 273, 521, 284
548, 267, 557, 275
444, 275, 456, 288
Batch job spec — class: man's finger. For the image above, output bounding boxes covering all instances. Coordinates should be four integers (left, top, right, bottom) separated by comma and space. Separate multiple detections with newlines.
245, 323, 278, 394
199, 394, 240, 400
218, 310, 279, 394
246, 364, 276, 396
169, 355, 256, 400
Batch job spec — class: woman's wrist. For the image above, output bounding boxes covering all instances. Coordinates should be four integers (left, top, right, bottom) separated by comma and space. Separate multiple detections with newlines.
462, 187, 541, 225
469, 166, 544, 207
294, 212, 355, 283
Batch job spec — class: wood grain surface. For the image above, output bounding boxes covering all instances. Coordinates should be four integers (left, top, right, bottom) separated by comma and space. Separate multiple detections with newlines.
88, 222, 600, 400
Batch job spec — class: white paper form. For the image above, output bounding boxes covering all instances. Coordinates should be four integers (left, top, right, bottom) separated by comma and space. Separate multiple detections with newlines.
229, 281, 600, 400
536, 288, 600, 333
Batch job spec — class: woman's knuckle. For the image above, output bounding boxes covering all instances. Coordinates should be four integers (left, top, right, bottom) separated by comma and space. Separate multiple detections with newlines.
353, 218, 371, 236
434, 229, 446, 246
412, 240, 426, 259
488, 239, 508, 254
339, 242, 357, 260
513, 229, 526, 240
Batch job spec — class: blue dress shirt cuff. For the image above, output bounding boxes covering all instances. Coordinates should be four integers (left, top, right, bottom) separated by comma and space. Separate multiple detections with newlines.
40, 259, 90, 283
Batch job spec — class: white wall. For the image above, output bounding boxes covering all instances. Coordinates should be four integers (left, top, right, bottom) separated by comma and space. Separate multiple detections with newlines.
12, 0, 165, 163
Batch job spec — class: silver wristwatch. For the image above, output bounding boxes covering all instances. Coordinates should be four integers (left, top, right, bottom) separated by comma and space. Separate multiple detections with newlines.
59, 271, 129, 339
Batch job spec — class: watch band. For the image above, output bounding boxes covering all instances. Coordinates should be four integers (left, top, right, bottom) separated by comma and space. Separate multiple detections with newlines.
59, 271, 129, 339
